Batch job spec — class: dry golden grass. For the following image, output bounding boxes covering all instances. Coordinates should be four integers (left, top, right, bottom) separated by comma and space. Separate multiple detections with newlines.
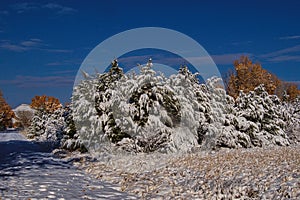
79, 145, 300, 199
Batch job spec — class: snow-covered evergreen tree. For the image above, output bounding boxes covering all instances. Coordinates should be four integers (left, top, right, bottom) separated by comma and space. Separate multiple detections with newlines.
283, 96, 300, 143
72, 71, 102, 153
235, 85, 290, 146
111, 59, 179, 152
214, 85, 293, 148
73, 61, 217, 154
27, 108, 64, 144
94, 59, 129, 143
27, 109, 47, 139
72, 59, 299, 155
27, 104, 86, 152
164, 66, 211, 152
61, 104, 87, 152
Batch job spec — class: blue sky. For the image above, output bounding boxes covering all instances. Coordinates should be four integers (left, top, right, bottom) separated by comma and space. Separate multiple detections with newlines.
0, 0, 300, 107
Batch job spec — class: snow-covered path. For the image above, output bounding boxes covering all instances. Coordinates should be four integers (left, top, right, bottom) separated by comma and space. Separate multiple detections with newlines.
0, 131, 136, 199
0, 131, 27, 141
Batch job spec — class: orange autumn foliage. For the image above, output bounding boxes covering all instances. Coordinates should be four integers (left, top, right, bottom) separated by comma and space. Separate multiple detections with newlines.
30, 95, 62, 113
227, 56, 299, 101
285, 83, 300, 101
0, 90, 15, 129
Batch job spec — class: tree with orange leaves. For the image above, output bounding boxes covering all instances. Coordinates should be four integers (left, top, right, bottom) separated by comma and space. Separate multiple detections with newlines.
0, 90, 15, 130
227, 56, 280, 99
286, 83, 300, 101
227, 56, 299, 101
30, 95, 62, 113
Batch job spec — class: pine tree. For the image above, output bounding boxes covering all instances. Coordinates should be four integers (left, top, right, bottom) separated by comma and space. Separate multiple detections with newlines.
27, 108, 64, 142
61, 104, 87, 152
72, 59, 299, 155
94, 59, 129, 143
111, 59, 179, 152
232, 85, 290, 147
72, 70, 102, 153
283, 96, 300, 143
27, 102, 86, 151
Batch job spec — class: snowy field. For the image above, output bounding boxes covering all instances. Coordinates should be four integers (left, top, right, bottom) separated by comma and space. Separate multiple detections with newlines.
77, 145, 300, 199
0, 131, 136, 199
0, 131, 299, 199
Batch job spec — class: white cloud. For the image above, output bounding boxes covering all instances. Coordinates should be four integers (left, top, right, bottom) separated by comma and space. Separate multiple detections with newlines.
46, 49, 73, 53
185, 53, 252, 66
0, 41, 27, 52
10, 2, 76, 15
43, 3, 76, 14
211, 53, 252, 65
10, 2, 39, 13
260, 45, 300, 58
231, 41, 252, 46
265, 55, 300, 62
0, 39, 43, 52
279, 35, 300, 40
47, 59, 80, 66
0, 10, 9, 15
259, 45, 300, 62
0, 39, 71, 53
20, 39, 44, 47
0, 75, 74, 88
117, 53, 251, 67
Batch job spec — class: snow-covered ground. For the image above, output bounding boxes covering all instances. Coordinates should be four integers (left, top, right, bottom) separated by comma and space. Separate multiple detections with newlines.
0, 131, 136, 199
79, 145, 300, 199
0, 131, 27, 141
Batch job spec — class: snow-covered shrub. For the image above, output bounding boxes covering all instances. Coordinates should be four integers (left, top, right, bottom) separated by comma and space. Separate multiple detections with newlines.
216, 85, 291, 148
201, 83, 299, 149
94, 60, 128, 143
27, 108, 64, 143
201, 77, 238, 149
73, 60, 217, 154
112, 62, 197, 152
72, 59, 299, 155
283, 97, 300, 143
27, 105, 85, 152
60, 104, 87, 152
72, 60, 124, 154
